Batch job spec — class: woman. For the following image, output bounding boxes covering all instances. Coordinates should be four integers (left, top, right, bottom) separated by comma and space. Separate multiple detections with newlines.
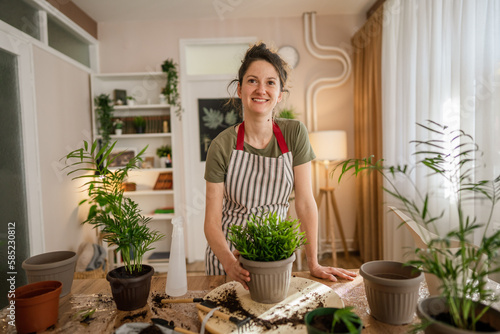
204, 42, 357, 289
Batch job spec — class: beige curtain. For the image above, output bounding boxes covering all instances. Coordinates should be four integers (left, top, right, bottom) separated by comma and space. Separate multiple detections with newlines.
350, 5, 384, 262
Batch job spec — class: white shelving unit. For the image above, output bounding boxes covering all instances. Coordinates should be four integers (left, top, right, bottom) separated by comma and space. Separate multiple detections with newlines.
91, 72, 179, 273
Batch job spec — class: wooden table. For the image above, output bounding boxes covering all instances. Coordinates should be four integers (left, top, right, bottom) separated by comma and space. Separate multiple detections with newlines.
0, 271, 425, 333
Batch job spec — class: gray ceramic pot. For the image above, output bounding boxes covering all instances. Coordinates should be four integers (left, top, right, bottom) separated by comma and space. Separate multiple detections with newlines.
360, 260, 423, 325
22, 250, 77, 297
240, 253, 295, 304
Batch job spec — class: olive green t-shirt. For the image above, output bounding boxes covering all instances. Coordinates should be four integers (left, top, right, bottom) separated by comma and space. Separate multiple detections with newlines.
204, 118, 316, 183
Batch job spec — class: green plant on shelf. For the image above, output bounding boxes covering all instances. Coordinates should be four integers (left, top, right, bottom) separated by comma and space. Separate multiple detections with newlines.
161, 58, 183, 120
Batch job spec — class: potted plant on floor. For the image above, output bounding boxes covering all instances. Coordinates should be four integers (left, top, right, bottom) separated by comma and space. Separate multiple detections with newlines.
305, 306, 363, 334
228, 211, 307, 304
336, 121, 500, 332
63, 140, 164, 311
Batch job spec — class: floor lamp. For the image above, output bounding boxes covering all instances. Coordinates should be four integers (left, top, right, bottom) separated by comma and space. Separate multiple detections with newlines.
309, 130, 349, 267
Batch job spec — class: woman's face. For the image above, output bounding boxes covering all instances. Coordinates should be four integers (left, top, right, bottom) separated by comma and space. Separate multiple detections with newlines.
237, 60, 283, 118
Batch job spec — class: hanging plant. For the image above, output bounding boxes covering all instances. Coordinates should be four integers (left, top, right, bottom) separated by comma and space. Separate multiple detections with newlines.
161, 58, 183, 120
94, 94, 114, 148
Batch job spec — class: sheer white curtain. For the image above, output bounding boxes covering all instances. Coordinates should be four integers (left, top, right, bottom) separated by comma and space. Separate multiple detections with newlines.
381, 0, 500, 261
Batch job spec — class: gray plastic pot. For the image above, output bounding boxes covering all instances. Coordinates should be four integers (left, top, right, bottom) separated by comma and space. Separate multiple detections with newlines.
240, 253, 295, 304
417, 296, 500, 334
360, 260, 423, 325
22, 251, 77, 297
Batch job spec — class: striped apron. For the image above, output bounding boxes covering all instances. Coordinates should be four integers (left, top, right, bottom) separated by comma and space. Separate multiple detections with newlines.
205, 121, 294, 275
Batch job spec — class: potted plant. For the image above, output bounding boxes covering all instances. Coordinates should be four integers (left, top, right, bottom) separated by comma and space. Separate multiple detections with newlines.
95, 94, 114, 147
161, 58, 183, 120
277, 106, 297, 119
156, 144, 172, 168
133, 116, 146, 134
127, 95, 136, 106
336, 121, 500, 332
113, 118, 124, 135
63, 140, 164, 311
305, 306, 363, 334
228, 211, 307, 304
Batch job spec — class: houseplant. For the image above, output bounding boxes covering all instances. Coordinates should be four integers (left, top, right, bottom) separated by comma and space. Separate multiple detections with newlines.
133, 116, 146, 133
113, 118, 124, 135
305, 306, 363, 334
228, 211, 307, 303
161, 58, 183, 120
95, 94, 114, 147
336, 121, 500, 332
156, 144, 172, 168
63, 140, 164, 311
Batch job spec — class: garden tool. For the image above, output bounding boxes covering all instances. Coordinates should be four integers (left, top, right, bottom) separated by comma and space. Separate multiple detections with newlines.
196, 300, 252, 333
151, 318, 198, 334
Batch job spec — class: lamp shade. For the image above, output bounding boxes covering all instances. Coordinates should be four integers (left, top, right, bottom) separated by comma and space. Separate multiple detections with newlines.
309, 130, 347, 161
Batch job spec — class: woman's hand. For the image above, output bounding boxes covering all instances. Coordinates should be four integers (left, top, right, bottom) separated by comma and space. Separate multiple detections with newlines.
309, 263, 357, 282
223, 250, 251, 290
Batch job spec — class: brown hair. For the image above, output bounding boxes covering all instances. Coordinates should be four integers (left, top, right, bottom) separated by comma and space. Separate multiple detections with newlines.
227, 42, 290, 114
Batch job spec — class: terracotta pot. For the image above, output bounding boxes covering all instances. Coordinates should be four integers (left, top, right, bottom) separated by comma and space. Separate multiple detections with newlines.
417, 296, 500, 334
9, 280, 62, 333
360, 260, 423, 325
239, 253, 295, 304
305, 307, 363, 334
106, 264, 154, 311
22, 250, 77, 297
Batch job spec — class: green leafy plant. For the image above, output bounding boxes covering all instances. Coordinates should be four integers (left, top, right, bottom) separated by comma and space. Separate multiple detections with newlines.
113, 118, 124, 129
63, 140, 164, 274
331, 307, 362, 333
228, 211, 306, 262
156, 145, 172, 158
161, 58, 183, 120
95, 94, 114, 147
133, 116, 146, 132
336, 121, 500, 331
277, 106, 297, 119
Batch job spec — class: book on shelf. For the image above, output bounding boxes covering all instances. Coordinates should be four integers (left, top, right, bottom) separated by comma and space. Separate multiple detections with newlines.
154, 207, 174, 214
148, 251, 170, 263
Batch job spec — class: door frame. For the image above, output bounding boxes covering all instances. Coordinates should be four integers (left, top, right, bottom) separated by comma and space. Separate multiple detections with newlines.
0, 28, 45, 255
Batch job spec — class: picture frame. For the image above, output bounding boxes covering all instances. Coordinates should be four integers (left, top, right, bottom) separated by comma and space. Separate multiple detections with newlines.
198, 98, 242, 161
114, 89, 127, 105
108, 148, 137, 168
141, 156, 155, 169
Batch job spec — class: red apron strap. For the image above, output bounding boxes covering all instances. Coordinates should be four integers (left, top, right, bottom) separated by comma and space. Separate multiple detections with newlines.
236, 122, 245, 150
273, 122, 289, 154
236, 121, 289, 154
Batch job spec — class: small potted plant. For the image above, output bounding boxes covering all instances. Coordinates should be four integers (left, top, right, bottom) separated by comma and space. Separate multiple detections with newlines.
63, 140, 164, 311
228, 211, 307, 304
127, 96, 136, 106
161, 58, 183, 120
336, 121, 500, 332
305, 306, 363, 334
133, 116, 146, 133
113, 118, 124, 135
156, 145, 172, 168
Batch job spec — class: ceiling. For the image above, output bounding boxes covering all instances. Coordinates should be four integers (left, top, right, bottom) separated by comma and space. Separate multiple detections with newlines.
72, 0, 377, 23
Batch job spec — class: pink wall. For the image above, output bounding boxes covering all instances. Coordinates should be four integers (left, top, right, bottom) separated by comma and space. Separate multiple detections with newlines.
97, 13, 366, 253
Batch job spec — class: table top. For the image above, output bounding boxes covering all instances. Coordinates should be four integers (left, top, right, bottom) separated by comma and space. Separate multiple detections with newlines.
0, 271, 426, 333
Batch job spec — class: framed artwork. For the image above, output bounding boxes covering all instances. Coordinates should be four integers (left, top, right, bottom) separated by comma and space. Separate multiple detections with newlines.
114, 89, 127, 105
108, 148, 137, 168
198, 98, 242, 161
142, 156, 155, 169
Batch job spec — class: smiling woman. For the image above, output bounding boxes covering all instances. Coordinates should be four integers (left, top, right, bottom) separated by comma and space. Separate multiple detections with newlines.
203, 42, 358, 287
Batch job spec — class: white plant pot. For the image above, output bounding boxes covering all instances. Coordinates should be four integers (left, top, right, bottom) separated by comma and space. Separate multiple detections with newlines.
115, 129, 122, 135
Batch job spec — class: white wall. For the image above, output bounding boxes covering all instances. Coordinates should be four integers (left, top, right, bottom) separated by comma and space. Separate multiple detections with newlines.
95, 14, 365, 261
33, 46, 96, 252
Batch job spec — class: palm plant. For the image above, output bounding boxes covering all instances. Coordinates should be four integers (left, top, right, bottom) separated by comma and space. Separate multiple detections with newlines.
336, 121, 500, 331
64, 140, 164, 274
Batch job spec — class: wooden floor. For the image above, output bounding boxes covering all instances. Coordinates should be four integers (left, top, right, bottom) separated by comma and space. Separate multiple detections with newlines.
185, 251, 363, 276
